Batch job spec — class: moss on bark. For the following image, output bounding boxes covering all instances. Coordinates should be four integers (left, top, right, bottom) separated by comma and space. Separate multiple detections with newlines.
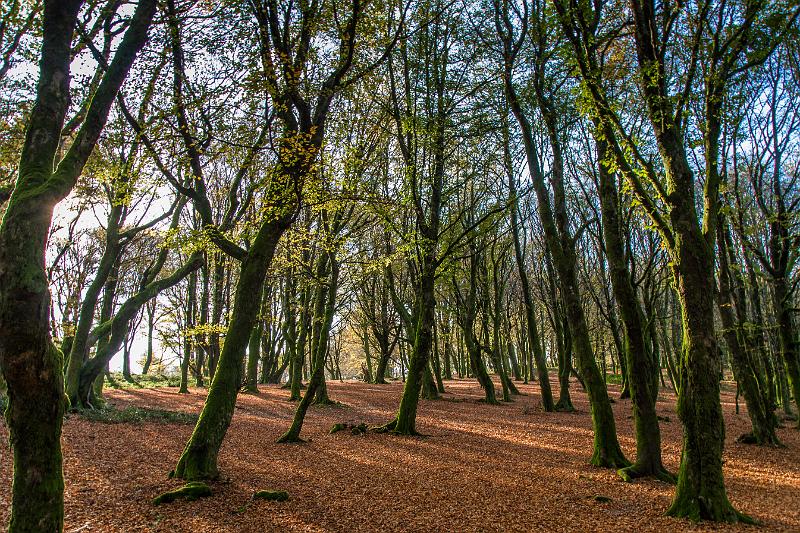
153, 482, 212, 505
253, 490, 289, 502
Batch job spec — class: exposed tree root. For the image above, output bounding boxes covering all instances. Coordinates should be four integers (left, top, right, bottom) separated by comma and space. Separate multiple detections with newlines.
370, 418, 424, 436
370, 419, 397, 434
735, 432, 784, 447
313, 397, 339, 406
554, 399, 575, 412
617, 464, 676, 484
275, 430, 307, 443
330, 422, 368, 435
153, 482, 212, 505
666, 495, 756, 524
253, 490, 289, 502
589, 449, 631, 470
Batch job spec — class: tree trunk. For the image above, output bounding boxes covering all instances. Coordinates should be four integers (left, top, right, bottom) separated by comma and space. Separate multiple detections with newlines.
503, 117, 554, 410
180, 269, 197, 394
278, 252, 339, 442
0, 1, 156, 529
244, 285, 265, 393
506, 79, 627, 467
143, 301, 155, 375
596, 137, 672, 482
716, 220, 779, 444
173, 217, 290, 480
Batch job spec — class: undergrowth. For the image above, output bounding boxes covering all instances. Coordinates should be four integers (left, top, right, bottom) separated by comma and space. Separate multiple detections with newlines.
78, 405, 198, 425
105, 372, 183, 389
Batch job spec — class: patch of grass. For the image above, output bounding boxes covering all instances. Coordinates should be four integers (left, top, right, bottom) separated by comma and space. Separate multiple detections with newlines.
78, 405, 198, 425
105, 372, 183, 390
604, 373, 624, 385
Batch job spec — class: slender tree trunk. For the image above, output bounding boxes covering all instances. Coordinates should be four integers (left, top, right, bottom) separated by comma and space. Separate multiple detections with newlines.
180, 269, 197, 394
208, 257, 225, 381
432, 320, 445, 393
503, 116, 554, 411
64, 205, 122, 404
0, 1, 156, 529
143, 302, 155, 375
244, 284, 266, 393
195, 262, 210, 386
506, 74, 628, 467
278, 252, 339, 442
596, 137, 672, 482
716, 220, 779, 444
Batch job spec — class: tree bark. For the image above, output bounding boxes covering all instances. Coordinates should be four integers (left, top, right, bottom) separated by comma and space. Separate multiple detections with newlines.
0, 1, 156, 530
596, 137, 672, 482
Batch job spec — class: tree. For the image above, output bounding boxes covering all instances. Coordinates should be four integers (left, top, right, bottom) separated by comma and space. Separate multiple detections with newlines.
0, 1, 157, 529
171, 0, 400, 480
553, 0, 797, 521
490, 0, 629, 468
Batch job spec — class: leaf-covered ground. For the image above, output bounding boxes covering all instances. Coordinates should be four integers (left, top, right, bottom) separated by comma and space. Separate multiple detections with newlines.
1, 377, 798, 532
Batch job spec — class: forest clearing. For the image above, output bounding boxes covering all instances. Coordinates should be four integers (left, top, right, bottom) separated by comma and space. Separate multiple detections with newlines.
2, 0, 800, 531
1, 378, 798, 532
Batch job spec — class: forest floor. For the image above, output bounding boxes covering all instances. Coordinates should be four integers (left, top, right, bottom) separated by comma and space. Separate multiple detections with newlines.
1, 377, 798, 532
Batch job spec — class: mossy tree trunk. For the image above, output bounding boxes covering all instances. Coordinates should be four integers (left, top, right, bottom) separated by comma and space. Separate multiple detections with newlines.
171, 0, 363, 478
596, 137, 672, 482
64, 204, 122, 404
310, 246, 334, 405
666, 215, 746, 520
453, 250, 498, 404
208, 258, 226, 380
374, 333, 393, 384
488, 248, 518, 398
497, 9, 628, 467
173, 219, 291, 480
0, 1, 157, 530
554, 0, 767, 517
545, 252, 574, 412
390, 259, 438, 434
143, 299, 156, 375
502, 114, 554, 410
244, 284, 266, 393
771, 278, 800, 424
180, 268, 198, 394
77, 252, 203, 406
716, 218, 779, 445
282, 267, 301, 398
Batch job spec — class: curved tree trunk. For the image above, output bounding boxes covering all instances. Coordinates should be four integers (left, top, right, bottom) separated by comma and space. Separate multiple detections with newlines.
173, 217, 290, 480
502, 117, 554, 410
278, 252, 340, 442
716, 220, 779, 445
